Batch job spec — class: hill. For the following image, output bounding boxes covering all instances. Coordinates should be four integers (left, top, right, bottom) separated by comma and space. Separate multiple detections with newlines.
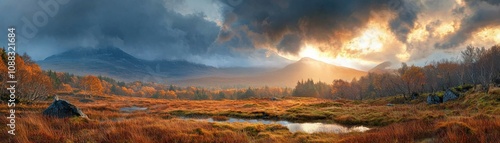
38, 47, 216, 82
177, 57, 367, 87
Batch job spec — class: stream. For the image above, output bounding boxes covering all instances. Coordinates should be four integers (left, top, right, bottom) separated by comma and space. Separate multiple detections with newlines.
182, 117, 370, 134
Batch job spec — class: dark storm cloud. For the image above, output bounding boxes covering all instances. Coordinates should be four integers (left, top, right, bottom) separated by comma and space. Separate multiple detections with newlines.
0, 0, 220, 60
388, 0, 421, 43
217, 0, 423, 55
435, 0, 500, 49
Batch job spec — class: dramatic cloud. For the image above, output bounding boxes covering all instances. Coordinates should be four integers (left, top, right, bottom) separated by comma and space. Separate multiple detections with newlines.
1, 0, 499, 69
435, 0, 500, 49
218, 0, 393, 55
0, 0, 221, 61
217, 0, 500, 69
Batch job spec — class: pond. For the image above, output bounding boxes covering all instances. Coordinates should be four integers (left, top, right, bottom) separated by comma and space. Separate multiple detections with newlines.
182, 117, 370, 134
119, 106, 148, 112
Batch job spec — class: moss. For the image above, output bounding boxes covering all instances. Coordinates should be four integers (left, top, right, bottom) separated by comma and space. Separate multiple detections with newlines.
436, 91, 445, 97
454, 84, 474, 92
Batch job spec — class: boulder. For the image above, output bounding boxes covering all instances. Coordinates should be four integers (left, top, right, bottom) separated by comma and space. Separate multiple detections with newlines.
493, 76, 500, 87
43, 96, 88, 118
411, 92, 419, 100
427, 94, 441, 104
443, 89, 459, 102
271, 97, 279, 101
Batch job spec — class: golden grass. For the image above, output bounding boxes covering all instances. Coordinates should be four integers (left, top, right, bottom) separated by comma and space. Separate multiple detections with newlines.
212, 115, 229, 121
0, 91, 498, 143
339, 115, 500, 143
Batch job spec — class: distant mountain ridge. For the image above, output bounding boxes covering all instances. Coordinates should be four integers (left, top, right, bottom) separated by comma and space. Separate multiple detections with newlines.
177, 57, 367, 87
369, 61, 394, 74
38, 47, 216, 82
39, 47, 367, 87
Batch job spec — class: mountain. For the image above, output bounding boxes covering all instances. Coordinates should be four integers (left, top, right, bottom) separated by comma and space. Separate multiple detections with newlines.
39, 48, 367, 87
38, 47, 217, 82
176, 57, 367, 87
369, 61, 393, 74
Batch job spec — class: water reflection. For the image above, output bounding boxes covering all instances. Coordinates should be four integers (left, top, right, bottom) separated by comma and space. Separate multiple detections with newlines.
184, 117, 370, 134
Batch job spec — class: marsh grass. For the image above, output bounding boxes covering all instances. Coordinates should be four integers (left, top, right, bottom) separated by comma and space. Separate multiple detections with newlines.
0, 90, 498, 143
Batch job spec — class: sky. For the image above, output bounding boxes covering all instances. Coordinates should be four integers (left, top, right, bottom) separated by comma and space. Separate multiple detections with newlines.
1, 0, 499, 70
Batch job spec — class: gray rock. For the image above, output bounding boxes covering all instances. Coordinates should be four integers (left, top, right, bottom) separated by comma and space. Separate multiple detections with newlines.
386, 103, 394, 106
443, 89, 459, 102
427, 94, 441, 104
411, 92, 419, 100
43, 96, 88, 118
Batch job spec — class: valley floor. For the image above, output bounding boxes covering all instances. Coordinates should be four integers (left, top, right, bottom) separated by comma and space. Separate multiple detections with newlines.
0, 90, 499, 143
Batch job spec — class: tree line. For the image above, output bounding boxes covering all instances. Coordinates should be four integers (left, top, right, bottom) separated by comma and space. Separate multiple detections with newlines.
0, 49, 292, 102
292, 45, 500, 100
1, 45, 499, 102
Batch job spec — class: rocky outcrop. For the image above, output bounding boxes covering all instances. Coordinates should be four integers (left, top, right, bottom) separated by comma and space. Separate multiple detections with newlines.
43, 96, 88, 118
443, 89, 459, 102
427, 94, 441, 104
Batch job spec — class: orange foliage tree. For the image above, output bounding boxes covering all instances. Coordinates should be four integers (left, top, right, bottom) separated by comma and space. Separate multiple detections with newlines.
79, 75, 103, 95
0, 51, 54, 103
165, 90, 177, 99
60, 83, 73, 93
0, 52, 8, 97
141, 86, 156, 97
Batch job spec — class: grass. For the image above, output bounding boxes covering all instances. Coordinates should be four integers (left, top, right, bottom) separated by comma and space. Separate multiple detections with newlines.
0, 88, 499, 142
339, 114, 500, 143
212, 115, 229, 121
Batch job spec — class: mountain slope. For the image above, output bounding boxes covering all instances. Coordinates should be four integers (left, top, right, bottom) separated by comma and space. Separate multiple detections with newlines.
176, 57, 367, 87
369, 61, 394, 74
38, 47, 216, 82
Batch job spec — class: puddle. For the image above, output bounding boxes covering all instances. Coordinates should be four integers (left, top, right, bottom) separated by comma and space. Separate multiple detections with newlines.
182, 117, 370, 134
119, 106, 148, 112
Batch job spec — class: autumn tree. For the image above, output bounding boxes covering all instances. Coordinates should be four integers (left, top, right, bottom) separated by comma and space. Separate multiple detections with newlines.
401, 65, 426, 100
11, 54, 54, 103
141, 86, 156, 97
60, 83, 73, 93
0, 50, 8, 98
79, 75, 103, 96
165, 90, 177, 99
331, 79, 351, 99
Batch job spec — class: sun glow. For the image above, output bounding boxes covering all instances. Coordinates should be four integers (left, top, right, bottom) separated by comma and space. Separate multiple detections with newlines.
277, 23, 396, 70
296, 45, 373, 70
344, 27, 386, 54
475, 27, 500, 43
